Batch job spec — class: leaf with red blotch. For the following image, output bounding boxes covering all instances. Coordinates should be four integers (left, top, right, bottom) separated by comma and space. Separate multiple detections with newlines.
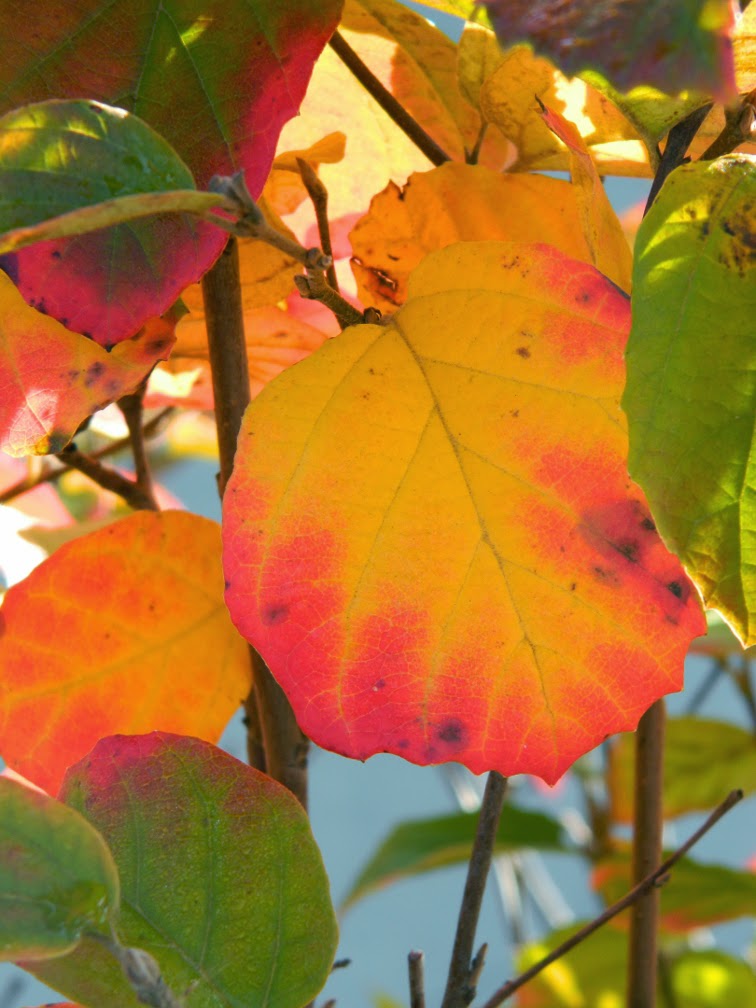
222, 241, 706, 785
0, 99, 218, 348
0, 512, 251, 795
0, 0, 343, 343
481, 0, 737, 103
0, 0, 343, 195
0, 271, 175, 456
25, 734, 337, 1008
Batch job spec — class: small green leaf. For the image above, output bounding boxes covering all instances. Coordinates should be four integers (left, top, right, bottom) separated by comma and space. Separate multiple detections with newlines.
25, 733, 338, 1008
343, 805, 566, 909
609, 717, 756, 821
0, 776, 119, 961
670, 949, 756, 1007
624, 154, 756, 645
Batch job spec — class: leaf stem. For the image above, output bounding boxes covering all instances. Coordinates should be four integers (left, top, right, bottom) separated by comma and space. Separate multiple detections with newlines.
626, 699, 666, 1007
440, 771, 507, 1008
408, 950, 426, 1008
297, 158, 340, 292
328, 30, 451, 167
478, 789, 743, 1008
201, 237, 310, 805
118, 380, 158, 510
56, 445, 157, 511
644, 104, 712, 212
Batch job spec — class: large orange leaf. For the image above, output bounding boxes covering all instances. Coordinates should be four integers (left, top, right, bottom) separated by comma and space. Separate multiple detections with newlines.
349, 163, 622, 312
223, 242, 705, 784
0, 511, 250, 794
0, 271, 175, 456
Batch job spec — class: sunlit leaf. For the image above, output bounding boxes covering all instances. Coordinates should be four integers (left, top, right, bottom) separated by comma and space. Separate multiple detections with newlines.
25, 733, 338, 1008
0, 776, 118, 961
482, 0, 737, 102
457, 23, 503, 113
0, 512, 251, 794
0, 0, 343, 195
150, 303, 332, 410
0, 271, 175, 457
349, 163, 616, 311
594, 849, 756, 931
623, 155, 756, 645
0, 100, 217, 347
538, 103, 633, 292
516, 924, 756, 1007
609, 717, 756, 822
343, 805, 567, 909
223, 241, 705, 784
479, 46, 653, 176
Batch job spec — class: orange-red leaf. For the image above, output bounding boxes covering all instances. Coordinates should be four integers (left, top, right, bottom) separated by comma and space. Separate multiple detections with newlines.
0, 511, 250, 794
223, 242, 705, 784
0, 272, 175, 456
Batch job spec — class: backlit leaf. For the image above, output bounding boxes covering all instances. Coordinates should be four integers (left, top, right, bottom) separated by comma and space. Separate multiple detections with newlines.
343, 805, 566, 909
0, 512, 250, 794
479, 46, 653, 176
349, 163, 613, 311
223, 241, 705, 784
0, 271, 175, 456
0, 0, 342, 194
482, 0, 737, 102
27, 733, 337, 1008
0, 100, 218, 347
609, 717, 756, 821
623, 155, 756, 645
538, 103, 633, 291
594, 850, 756, 931
516, 925, 756, 1007
457, 24, 503, 113
0, 776, 118, 961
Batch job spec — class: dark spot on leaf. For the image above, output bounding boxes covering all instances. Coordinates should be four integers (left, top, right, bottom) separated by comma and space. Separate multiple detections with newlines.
575, 288, 592, 304
592, 565, 620, 587
516, 346, 531, 358
146, 337, 170, 354
640, 517, 656, 532
373, 678, 385, 691
510, 409, 519, 418
82, 331, 94, 341
398, 738, 410, 749
272, 330, 287, 339
51, 249, 62, 260
387, 253, 399, 261
84, 361, 106, 387
436, 717, 468, 750
666, 581, 683, 598
365, 266, 399, 303
262, 604, 289, 626
721, 220, 735, 236
616, 540, 639, 563
104, 378, 121, 396
570, 582, 577, 591
60, 317, 69, 327
0, 253, 19, 283
224, 579, 231, 590
66, 369, 80, 381
425, 745, 438, 760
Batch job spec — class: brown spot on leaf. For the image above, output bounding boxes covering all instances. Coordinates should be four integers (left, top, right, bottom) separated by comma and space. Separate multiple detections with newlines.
516, 346, 531, 358
436, 717, 468, 751
83, 361, 106, 387
262, 604, 289, 626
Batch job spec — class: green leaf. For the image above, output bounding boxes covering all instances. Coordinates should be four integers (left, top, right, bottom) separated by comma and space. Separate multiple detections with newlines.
517, 924, 756, 1006
594, 850, 756, 931
343, 805, 567, 909
609, 717, 756, 821
623, 154, 756, 645
0, 776, 119, 961
26, 733, 338, 1008
0, 99, 217, 348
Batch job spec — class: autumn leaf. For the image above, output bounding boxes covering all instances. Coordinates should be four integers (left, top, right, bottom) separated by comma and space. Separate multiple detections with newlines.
481, 0, 737, 103
223, 241, 705, 785
479, 45, 653, 176
25, 733, 337, 1008
0, 775, 118, 961
0, 271, 175, 457
538, 102, 633, 291
623, 155, 756, 645
0, 512, 250, 794
349, 162, 627, 313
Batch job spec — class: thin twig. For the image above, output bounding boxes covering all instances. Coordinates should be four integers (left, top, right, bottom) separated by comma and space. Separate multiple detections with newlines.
118, 380, 158, 510
297, 158, 339, 292
466, 121, 488, 165
699, 90, 756, 161
0, 408, 173, 505
478, 789, 744, 1008
408, 950, 426, 1008
644, 104, 712, 212
440, 772, 507, 1008
328, 31, 451, 167
626, 699, 666, 1007
201, 237, 310, 803
57, 445, 157, 510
